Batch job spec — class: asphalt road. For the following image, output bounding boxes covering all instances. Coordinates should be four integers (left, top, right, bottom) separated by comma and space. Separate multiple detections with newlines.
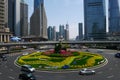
0, 49, 120, 80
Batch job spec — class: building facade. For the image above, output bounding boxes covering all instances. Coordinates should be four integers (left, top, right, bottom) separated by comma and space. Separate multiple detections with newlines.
84, 0, 106, 40
108, 0, 120, 40
30, 0, 48, 41
0, 0, 12, 42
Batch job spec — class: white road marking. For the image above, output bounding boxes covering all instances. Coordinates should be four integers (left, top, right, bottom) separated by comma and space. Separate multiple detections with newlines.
97, 71, 103, 74
36, 75, 43, 78
115, 64, 118, 67
0, 72, 2, 75
107, 75, 114, 78
10, 69, 13, 71
8, 76, 15, 80
5, 65, 7, 68
109, 68, 112, 70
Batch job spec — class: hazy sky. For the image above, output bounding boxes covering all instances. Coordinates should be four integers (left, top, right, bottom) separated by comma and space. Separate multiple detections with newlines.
25, 0, 117, 39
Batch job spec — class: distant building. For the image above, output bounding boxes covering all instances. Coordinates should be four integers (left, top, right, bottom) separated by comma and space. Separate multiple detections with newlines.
30, 0, 48, 41
108, 0, 120, 40
59, 25, 65, 39
56, 32, 59, 41
78, 23, 83, 40
65, 24, 69, 41
47, 26, 56, 41
53, 26, 56, 41
47, 26, 53, 40
84, 0, 106, 40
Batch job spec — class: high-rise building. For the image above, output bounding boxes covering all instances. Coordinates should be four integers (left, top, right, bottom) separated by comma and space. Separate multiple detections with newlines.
78, 23, 83, 40
8, 0, 28, 37
14, 0, 21, 36
84, 0, 106, 40
65, 24, 69, 41
8, 0, 14, 33
30, 0, 47, 41
20, 0, 28, 36
59, 25, 65, 39
47, 26, 56, 41
47, 26, 53, 40
56, 32, 59, 41
0, 0, 12, 42
109, 0, 120, 34
53, 26, 56, 41
0, 0, 5, 32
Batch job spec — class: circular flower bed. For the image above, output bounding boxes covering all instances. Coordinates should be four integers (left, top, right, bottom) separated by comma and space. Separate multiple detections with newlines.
16, 49, 105, 70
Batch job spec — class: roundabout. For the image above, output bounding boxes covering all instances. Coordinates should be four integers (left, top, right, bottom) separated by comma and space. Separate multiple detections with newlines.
1, 48, 120, 80
16, 49, 106, 71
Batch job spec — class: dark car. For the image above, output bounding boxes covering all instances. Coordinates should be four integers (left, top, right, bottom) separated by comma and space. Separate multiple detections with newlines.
115, 53, 120, 58
0, 54, 7, 61
19, 73, 36, 80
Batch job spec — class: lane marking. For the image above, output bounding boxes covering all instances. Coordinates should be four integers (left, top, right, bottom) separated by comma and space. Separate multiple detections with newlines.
97, 71, 103, 74
0, 72, 2, 75
10, 69, 13, 71
5, 65, 7, 68
8, 76, 15, 80
107, 75, 114, 78
109, 68, 112, 70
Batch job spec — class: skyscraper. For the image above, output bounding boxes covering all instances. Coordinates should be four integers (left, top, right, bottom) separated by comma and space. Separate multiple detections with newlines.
20, 0, 28, 36
47, 26, 53, 41
65, 24, 69, 41
84, 0, 106, 40
109, 0, 120, 34
59, 25, 65, 39
8, 0, 15, 33
14, 0, 21, 36
8, 0, 28, 37
30, 0, 47, 41
78, 23, 83, 40
34, 0, 43, 11
53, 26, 56, 41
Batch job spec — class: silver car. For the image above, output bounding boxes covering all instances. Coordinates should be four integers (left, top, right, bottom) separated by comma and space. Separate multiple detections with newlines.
79, 68, 95, 75
21, 65, 35, 73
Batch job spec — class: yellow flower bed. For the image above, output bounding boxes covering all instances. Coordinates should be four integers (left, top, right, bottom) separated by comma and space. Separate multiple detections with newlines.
17, 51, 105, 69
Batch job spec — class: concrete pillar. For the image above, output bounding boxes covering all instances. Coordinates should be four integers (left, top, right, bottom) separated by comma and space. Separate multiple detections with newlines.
4, 35, 6, 42
7, 35, 10, 42
0, 34, 2, 42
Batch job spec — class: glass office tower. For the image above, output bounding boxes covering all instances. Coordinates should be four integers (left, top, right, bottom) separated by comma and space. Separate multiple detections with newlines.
34, 0, 43, 11
109, 0, 120, 34
84, 0, 106, 40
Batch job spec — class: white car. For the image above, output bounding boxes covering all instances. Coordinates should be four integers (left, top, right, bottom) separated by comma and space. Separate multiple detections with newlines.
79, 68, 95, 75
22, 52, 29, 56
